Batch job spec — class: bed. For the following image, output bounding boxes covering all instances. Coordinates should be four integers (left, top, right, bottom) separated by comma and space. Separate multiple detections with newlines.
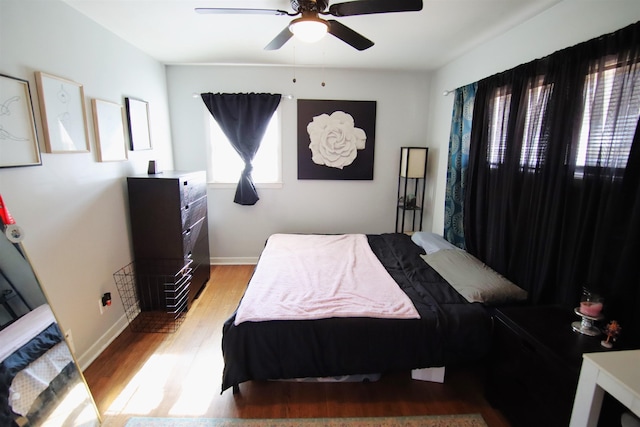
0, 304, 97, 427
221, 232, 527, 393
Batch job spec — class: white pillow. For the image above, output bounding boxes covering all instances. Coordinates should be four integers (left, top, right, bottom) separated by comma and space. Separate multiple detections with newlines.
411, 232, 458, 254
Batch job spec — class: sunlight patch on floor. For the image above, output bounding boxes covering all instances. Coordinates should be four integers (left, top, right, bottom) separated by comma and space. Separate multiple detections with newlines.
104, 354, 176, 417
168, 348, 220, 416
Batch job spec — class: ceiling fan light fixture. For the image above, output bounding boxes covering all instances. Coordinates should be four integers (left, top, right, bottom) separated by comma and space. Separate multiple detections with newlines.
289, 16, 328, 43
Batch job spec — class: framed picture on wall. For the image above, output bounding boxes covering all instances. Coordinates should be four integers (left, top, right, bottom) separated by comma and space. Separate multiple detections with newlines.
35, 71, 90, 153
297, 99, 377, 180
91, 99, 128, 162
125, 97, 152, 150
0, 73, 41, 167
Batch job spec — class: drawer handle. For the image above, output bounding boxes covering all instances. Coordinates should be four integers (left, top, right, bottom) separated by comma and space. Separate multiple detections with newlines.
184, 181, 188, 186
185, 228, 192, 235
184, 204, 190, 211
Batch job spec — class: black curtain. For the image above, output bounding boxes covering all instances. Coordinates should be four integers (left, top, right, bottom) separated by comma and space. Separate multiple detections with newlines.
465, 22, 640, 344
201, 93, 281, 205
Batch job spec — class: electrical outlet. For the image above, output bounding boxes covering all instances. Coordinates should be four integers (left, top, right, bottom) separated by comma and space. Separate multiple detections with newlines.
98, 298, 104, 315
65, 329, 76, 354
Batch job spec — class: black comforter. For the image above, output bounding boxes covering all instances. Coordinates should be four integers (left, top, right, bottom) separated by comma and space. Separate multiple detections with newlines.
221, 233, 492, 393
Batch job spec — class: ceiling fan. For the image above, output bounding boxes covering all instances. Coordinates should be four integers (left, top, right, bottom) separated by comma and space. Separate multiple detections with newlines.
195, 0, 423, 51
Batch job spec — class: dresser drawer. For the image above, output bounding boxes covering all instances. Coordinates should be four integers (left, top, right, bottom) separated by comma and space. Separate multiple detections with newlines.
183, 216, 206, 257
181, 173, 206, 204
181, 196, 207, 230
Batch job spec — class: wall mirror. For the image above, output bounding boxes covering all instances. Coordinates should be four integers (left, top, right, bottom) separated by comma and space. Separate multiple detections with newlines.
0, 214, 101, 426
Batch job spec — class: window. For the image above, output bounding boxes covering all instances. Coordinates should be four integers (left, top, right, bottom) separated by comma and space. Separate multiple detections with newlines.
208, 108, 282, 185
520, 79, 552, 170
487, 87, 511, 168
487, 79, 552, 170
576, 59, 640, 175
486, 62, 640, 177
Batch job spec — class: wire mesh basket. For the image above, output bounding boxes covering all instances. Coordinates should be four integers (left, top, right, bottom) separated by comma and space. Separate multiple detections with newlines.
113, 259, 192, 333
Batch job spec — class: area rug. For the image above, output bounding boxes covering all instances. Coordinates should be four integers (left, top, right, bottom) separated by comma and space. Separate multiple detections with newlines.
124, 414, 487, 427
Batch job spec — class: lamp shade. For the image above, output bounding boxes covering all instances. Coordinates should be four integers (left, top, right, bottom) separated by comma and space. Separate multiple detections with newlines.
400, 147, 427, 178
289, 16, 328, 43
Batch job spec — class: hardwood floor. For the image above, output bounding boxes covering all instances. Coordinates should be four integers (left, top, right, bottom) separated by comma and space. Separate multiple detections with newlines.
83, 265, 511, 427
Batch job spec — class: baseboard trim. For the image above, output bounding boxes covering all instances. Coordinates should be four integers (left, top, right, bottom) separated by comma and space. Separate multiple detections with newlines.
210, 257, 258, 265
78, 313, 129, 371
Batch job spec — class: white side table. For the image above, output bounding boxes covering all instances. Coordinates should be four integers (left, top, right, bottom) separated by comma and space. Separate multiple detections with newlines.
570, 350, 640, 427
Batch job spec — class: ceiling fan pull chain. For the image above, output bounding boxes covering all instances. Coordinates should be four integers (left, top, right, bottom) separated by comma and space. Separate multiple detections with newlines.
293, 45, 297, 83
321, 49, 326, 87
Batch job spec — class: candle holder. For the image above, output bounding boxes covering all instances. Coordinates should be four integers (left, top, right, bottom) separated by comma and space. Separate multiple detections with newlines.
573, 288, 604, 336
572, 307, 603, 336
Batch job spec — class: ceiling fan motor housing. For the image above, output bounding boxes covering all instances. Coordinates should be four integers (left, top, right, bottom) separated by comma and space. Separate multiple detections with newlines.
291, 0, 329, 13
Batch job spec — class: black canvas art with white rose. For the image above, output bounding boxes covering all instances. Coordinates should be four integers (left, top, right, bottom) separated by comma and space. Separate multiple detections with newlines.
298, 99, 376, 180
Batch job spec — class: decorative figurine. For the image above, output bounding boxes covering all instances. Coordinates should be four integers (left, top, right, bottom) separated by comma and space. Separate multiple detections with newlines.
601, 320, 622, 348
405, 194, 417, 208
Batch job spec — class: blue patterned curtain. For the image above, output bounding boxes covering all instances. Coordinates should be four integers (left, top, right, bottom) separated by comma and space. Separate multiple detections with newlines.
444, 83, 477, 249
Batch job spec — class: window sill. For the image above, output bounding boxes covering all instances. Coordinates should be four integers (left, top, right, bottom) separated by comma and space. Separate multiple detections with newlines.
208, 182, 283, 189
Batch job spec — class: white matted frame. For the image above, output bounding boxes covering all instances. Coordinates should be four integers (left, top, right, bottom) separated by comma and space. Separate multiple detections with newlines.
125, 97, 152, 150
35, 71, 90, 153
91, 99, 128, 162
0, 73, 41, 167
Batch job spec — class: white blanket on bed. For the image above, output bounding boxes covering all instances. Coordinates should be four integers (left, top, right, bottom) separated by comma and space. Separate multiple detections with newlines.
234, 234, 420, 325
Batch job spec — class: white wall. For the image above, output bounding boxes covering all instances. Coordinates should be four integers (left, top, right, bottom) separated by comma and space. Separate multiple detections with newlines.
166, 66, 432, 261
427, 0, 640, 233
0, 0, 174, 368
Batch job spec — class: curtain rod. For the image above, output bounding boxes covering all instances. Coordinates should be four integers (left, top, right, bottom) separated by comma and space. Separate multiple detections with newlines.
192, 93, 294, 99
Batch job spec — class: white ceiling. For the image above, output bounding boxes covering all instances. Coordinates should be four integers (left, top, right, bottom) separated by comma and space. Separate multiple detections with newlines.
62, 0, 563, 71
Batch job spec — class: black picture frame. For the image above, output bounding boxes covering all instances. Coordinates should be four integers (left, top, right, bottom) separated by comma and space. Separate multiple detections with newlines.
125, 97, 151, 150
0, 73, 41, 167
297, 99, 376, 180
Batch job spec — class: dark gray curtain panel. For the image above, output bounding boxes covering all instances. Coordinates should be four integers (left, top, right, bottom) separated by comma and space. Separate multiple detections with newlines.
201, 93, 281, 205
465, 21, 640, 345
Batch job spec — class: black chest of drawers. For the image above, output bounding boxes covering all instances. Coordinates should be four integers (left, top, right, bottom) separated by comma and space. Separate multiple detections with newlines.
485, 305, 609, 427
126, 171, 210, 309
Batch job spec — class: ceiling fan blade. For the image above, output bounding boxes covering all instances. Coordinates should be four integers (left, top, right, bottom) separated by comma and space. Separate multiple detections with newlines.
327, 20, 373, 51
264, 26, 294, 50
195, 7, 291, 16
327, 0, 422, 17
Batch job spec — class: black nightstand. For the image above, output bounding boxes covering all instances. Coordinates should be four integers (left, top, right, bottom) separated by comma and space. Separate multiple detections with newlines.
485, 305, 610, 427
